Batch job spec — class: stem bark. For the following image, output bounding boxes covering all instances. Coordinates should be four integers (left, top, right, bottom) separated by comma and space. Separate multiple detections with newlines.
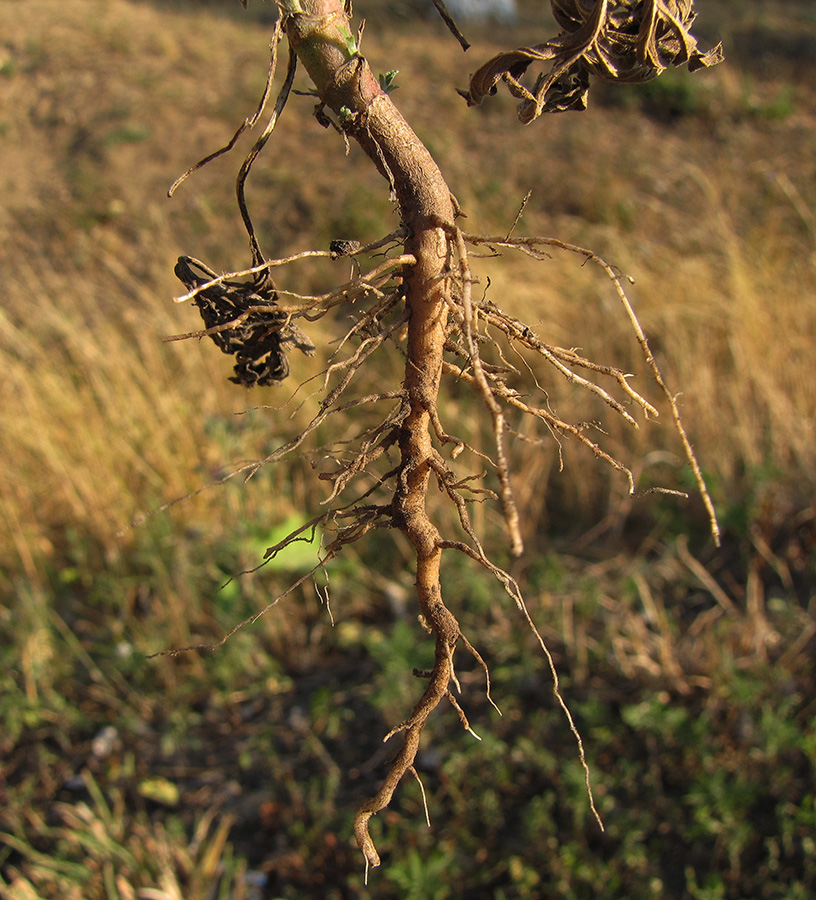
285, 0, 459, 867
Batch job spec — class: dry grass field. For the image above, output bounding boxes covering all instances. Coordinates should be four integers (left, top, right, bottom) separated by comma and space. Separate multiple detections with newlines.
1, 1, 815, 898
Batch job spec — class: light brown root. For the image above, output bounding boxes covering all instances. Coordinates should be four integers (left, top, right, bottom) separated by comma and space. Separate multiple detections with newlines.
408, 766, 432, 828
461, 232, 720, 542
461, 631, 502, 716
354, 630, 457, 868
168, 20, 285, 198
446, 690, 482, 741
161, 0, 721, 876
437, 537, 604, 833
152, 215, 715, 868
449, 225, 525, 557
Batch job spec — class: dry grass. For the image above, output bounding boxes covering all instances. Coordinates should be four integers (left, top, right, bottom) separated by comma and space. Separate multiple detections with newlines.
3, 0, 813, 579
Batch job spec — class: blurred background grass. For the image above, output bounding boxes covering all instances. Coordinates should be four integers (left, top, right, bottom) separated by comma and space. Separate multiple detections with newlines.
1, 0, 814, 898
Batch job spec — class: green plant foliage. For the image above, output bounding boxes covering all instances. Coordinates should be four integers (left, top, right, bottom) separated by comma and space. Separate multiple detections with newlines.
378, 69, 399, 93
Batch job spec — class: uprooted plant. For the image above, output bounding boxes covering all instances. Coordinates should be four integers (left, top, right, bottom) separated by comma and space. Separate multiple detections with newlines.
159, 0, 722, 872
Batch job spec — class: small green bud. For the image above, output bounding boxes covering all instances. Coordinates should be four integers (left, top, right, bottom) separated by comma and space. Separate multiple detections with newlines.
337, 24, 358, 57
378, 70, 399, 94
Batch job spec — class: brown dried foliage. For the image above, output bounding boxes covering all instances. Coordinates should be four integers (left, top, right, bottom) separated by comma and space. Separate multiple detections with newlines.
466, 0, 723, 121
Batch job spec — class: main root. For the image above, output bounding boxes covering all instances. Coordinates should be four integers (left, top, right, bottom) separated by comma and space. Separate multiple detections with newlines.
161, 0, 720, 869
159, 216, 717, 866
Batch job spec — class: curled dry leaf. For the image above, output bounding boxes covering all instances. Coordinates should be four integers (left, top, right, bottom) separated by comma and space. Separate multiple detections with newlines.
174, 257, 315, 387
466, 0, 723, 123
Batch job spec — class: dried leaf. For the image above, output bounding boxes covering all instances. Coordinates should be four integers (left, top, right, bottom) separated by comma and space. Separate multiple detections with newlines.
466, 0, 723, 123
174, 257, 315, 387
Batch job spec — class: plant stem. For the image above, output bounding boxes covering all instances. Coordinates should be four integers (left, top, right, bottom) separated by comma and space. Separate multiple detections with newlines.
285, 0, 458, 867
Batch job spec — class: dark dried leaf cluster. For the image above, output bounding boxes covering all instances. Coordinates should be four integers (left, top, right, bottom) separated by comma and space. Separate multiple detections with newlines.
466, 0, 723, 122
174, 256, 314, 387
